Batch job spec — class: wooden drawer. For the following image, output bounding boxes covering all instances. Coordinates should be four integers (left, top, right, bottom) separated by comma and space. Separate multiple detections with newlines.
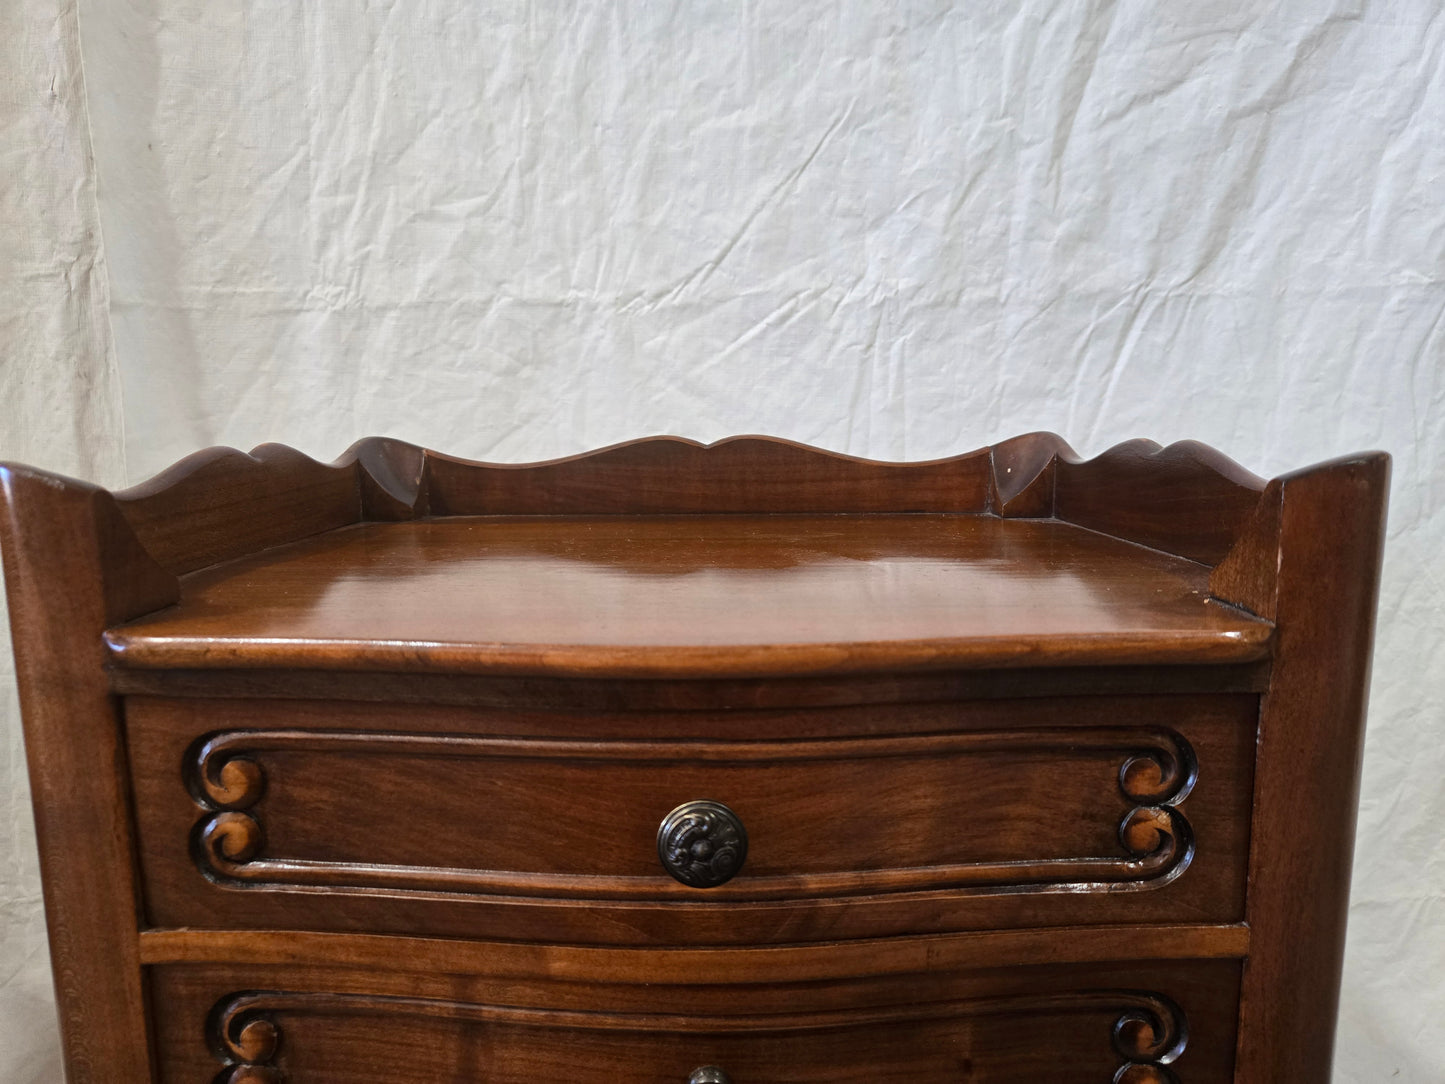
149, 957, 1243, 1083
127, 693, 1255, 944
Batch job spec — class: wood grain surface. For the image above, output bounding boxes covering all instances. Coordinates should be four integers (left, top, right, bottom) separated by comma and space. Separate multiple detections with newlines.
105, 513, 1273, 678
126, 692, 1255, 944
102, 432, 1272, 574
136, 924, 1251, 978
422, 435, 996, 515
1224, 453, 1390, 1082
108, 659, 1274, 709
148, 958, 1243, 1084
0, 467, 165, 1084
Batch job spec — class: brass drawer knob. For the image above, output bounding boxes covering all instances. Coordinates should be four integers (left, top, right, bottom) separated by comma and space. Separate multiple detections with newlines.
688, 1068, 732, 1084
657, 800, 748, 888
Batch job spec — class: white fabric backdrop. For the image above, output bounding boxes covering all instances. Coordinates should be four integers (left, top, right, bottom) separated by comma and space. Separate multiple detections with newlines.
0, 0, 124, 1079
3, 1, 1443, 1078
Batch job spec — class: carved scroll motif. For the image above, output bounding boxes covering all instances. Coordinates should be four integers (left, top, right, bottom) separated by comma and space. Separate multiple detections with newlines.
190, 745, 267, 884
208, 989, 1187, 1081
188, 727, 1195, 899
212, 999, 283, 1083
1111, 994, 1188, 1082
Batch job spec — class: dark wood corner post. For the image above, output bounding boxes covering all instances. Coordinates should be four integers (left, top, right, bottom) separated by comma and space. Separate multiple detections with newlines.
1214, 453, 1390, 1082
0, 466, 178, 1084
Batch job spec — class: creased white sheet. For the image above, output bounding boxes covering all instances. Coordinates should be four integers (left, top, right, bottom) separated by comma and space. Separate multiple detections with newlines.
1, 1, 1442, 1079
0, 0, 125, 1080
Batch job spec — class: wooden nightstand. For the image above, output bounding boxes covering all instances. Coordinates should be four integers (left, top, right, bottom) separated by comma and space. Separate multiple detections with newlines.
0, 434, 1387, 1082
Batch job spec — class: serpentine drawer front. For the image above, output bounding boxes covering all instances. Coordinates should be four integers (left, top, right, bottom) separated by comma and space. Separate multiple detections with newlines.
148, 956, 1244, 1084
127, 693, 1255, 943
0, 435, 1388, 1082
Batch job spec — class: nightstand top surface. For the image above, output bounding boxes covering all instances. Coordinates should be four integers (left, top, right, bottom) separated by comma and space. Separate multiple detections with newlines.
105, 513, 1272, 678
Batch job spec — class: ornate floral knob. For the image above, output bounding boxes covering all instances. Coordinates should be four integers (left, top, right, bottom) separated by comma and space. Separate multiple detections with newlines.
688, 1067, 732, 1084
657, 800, 748, 888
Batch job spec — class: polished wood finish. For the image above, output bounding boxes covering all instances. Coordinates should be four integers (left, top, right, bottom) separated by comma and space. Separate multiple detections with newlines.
1052, 438, 1267, 565
108, 660, 1274, 707
1217, 454, 1390, 1081
136, 924, 1252, 977
0, 467, 165, 1084
988, 433, 1269, 566
108, 430, 1273, 566
422, 435, 995, 514
148, 958, 1243, 1083
125, 693, 1255, 943
106, 514, 1272, 678
0, 434, 1389, 1082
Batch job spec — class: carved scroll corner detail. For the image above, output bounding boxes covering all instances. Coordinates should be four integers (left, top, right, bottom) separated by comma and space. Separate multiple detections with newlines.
198, 810, 265, 870
190, 739, 269, 878
1118, 753, 1185, 805
1116, 732, 1196, 806
211, 998, 284, 1084
1113, 733, 1197, 884
1118, 804, 1193, 867
192, 741, 267, 811
1110, 995, 1187, 1084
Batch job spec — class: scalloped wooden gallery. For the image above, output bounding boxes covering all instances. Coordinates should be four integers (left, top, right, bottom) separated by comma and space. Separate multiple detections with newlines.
0, 434, 1388, 1082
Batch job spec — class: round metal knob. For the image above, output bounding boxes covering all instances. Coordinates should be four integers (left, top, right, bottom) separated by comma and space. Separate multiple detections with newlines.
657, 800, 748, 888
688, 1067, 732, 1084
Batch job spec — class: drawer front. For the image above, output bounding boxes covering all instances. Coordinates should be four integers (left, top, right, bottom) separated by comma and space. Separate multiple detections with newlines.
127, 694, 1255, 943
150, 958, 1242, 1083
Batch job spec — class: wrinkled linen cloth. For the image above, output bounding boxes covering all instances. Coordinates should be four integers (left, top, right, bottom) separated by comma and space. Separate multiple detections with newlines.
2, 2, 1443, 1080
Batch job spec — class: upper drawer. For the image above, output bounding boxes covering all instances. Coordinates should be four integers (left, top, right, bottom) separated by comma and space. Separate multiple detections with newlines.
127, 694, 1255, 944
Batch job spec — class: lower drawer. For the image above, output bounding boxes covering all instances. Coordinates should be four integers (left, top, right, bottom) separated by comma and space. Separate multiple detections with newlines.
149, 957, 1241, 1083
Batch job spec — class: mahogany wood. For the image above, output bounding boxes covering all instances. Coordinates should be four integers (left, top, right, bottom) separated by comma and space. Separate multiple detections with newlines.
0, 435, 1389, 1083
985, 432, 1269, 564
423, 435, 998, 515
987, 431, 1067, 517
113, 443, 359, 576
146, 956, 1235, 1033
1052, 439, 1267, 566
104, 513, 1273, 678
125, 693, 1254, 944
0, 467, 166, 1084
107, 661, 1274, 708
1220, 454, 1390, 1081
107, 432, 1274, 571
136, 925, 1252, 979
147, 959, 1242, 1084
